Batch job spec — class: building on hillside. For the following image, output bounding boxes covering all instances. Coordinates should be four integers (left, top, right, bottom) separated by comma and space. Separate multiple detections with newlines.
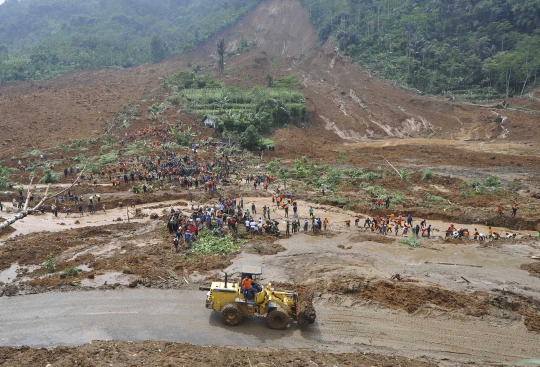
201, 115, 216, 128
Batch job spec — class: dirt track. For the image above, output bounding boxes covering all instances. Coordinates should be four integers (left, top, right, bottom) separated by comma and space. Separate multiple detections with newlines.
1, 289, 538, 365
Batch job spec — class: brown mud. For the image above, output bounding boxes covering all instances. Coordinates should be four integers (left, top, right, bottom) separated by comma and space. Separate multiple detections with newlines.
0, 341, 436, 367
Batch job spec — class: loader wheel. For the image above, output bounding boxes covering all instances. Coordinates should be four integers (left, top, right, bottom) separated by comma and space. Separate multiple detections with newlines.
220, 304, 243, 326
266, 307, 290, 330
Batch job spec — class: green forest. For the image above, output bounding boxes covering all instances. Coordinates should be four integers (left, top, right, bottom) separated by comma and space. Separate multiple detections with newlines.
0, 0, 261, 84
1, 0, 539, 98
299, 0, 540, 98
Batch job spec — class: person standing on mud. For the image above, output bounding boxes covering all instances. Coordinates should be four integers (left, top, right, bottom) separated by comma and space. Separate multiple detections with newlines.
284, 205, 289, 218
251, 202, 256, 215
323, 218, 328, 230
427, 224, 431, 238
0, 201, 3, 212
286, 220, 290, 235
512, 203, 519, 217
497, 202, 503, 215
385, 196, 391, 209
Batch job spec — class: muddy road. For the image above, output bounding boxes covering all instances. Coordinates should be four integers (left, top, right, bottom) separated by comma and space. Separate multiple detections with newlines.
0, 289, 539, 366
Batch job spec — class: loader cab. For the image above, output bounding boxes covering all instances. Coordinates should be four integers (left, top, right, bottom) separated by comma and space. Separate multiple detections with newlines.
240, 264, 262, 282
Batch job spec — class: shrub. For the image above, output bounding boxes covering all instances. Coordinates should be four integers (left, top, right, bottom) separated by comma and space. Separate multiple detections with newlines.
266, 158, 281, 173
325, 168, 343, 186
366, 185, 384, 198
484, 175, 501, 187
62, 267, 79, 277
400, 237, 419, 248
191, 231, 245, 255
99, 152, 118, 165
390, 193, 405, 205
426, 193, 445, 202
23, 149, 42, 158
39, 169, 60, 184
104, 135, 115, 146
361, 172, 381, 180
400, 168, 411, 180
44, 254, 57, 273
0, 163, 12, 190
348, 168, 364, 180
422, 169, 435, 180
122, 265, 133, 274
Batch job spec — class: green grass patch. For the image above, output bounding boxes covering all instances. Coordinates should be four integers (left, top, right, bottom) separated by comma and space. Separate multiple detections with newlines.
400, 237, 419, 248
426, 193, 445, 202
190, 231, 246, 255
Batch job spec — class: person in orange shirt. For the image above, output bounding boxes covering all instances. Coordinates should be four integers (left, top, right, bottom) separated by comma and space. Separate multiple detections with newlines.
497, 202, 503, 215
241, 276, 254, 300
323, 218, 329, 230
488, 226, 493, 238
389, 213, 395, 222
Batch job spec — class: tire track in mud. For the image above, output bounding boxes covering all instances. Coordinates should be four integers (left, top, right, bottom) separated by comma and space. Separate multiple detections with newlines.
315, 302, 540, 365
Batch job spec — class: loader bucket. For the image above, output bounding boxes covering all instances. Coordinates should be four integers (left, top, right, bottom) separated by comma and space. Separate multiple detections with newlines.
296, 290, 316, 326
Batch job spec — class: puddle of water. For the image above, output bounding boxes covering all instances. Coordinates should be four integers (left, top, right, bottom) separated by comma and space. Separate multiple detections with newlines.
0, 264, 40, 284
0, 263, 20, 284
81, 272, 132, 287
76, 264, 94, 272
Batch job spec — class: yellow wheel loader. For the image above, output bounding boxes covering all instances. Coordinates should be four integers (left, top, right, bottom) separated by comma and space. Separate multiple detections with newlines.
203, 265, 316, 330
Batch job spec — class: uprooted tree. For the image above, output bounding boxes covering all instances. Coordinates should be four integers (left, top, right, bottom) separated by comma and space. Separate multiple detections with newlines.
0, 167, 85, 231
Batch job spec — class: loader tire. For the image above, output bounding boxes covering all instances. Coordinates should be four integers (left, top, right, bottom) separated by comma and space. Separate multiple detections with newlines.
266, 307, 290, 330
220, 304, 243, 326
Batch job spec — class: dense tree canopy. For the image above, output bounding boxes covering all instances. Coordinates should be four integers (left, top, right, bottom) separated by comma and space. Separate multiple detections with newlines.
0, 0, 261, 85
299, 0, 540, 97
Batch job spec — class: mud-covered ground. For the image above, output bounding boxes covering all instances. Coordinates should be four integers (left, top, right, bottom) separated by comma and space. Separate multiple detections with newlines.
1, 1, 540, 365
0, 341, 436, 367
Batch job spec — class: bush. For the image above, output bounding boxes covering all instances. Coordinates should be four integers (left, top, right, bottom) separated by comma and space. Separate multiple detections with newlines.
348, 168, 364, 180
61, 267, 79, 277
266, 158, 282, 173
0, 163, 12, 190
400, 168, 411, 180
400, 237, 419, 248
426, 193, 445, 202
422, 169, 435, 180
484, 175, 501, 187
325, 168, 343, 186
366, 185, 384, 198
191, 231, 245, 255
23, 149, 42, 158
44, 254, 56, 273
390, 193, 404, 205
99, 152, 118, 165
39, 169, 60, 184
361, 172, 381, 180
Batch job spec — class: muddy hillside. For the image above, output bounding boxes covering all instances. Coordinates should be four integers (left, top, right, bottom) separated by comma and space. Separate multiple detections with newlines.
1, 0, 540, 366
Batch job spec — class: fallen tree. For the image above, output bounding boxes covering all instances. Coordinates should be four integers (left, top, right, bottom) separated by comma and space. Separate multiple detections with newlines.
0, 167, 85, 231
